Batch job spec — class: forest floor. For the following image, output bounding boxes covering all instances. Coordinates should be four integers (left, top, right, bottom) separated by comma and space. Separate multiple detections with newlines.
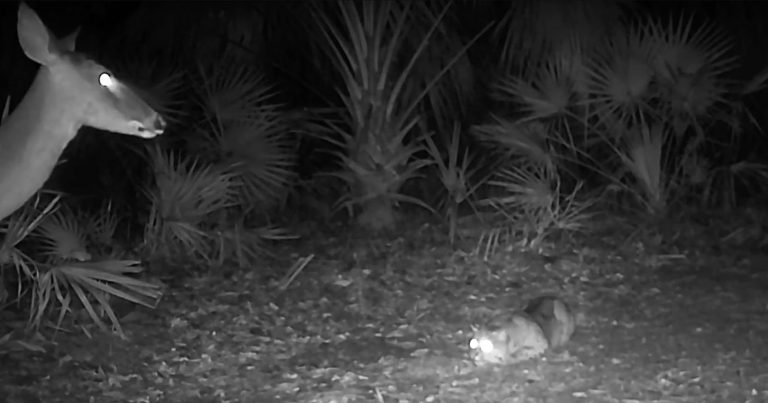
1, 209, 767, 403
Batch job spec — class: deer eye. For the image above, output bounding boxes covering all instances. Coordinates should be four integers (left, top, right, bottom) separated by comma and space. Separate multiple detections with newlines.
98, 72, 114, 88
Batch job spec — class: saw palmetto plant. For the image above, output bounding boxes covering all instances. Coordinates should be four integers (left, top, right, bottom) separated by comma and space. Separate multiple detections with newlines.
34, 206, 92, 263
586, 15, 744, 213
488, 3, 767, 215
81, 202, 125, 256
472, 117, 557, 173
191, 60, 297, 214
33, 259, 163, 339
493, 0, 631, 80
0, 195, 59, 307
143, 144, 239, 265
144, 143, 286, 268
0, 195, 162, 338
31, 205, 162, 338
481, 161, 593, 253
702, 161, 768, 210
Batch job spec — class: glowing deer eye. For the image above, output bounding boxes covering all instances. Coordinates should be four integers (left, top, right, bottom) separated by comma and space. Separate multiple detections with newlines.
98, 72, 114, 87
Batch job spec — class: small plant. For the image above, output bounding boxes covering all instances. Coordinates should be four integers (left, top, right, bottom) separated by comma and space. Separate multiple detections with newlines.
480, 162, 593, 253
82, 201, 125, 256
424, 123, 489, 245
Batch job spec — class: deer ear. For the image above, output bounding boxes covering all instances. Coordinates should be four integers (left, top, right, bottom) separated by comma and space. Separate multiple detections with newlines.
17, 2, 56, 65
58, 27, 80, 52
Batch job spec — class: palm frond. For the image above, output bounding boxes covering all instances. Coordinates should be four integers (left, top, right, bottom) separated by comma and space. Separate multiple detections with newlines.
494, 57, 575, 122
617, 123, 666, 212
34, 207, 91, 263
192, 62, 296, 209
471, 117, 554, 169
84, 202, 122, 253
196, 62, 280, 126
149, 146, 239, 222
32, 260, 162, 338
645, 15, 737, 119
216, 121, 296, 210
494, 0, 631, 77
585, 23, 656, 128
144, 145, 238, 260
0, 196, 60, 289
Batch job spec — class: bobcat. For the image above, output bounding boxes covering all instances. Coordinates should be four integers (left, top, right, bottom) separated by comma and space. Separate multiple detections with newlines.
469, 296, 575, 366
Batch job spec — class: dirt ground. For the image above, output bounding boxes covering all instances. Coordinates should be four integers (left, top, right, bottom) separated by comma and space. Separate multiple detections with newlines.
1, 211, 767, 403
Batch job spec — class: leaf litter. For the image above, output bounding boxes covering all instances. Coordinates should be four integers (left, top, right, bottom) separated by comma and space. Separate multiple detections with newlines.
1, 215, 768, 402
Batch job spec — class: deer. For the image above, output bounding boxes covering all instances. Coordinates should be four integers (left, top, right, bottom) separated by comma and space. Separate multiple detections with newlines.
0, 2, 166, 221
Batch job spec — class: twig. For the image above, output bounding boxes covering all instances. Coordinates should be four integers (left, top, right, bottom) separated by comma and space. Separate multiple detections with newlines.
278, 254, 314, 292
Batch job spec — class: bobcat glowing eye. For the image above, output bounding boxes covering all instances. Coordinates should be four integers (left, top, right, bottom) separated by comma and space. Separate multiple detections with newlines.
478, 339, 494, 353
470, 337, 494, 353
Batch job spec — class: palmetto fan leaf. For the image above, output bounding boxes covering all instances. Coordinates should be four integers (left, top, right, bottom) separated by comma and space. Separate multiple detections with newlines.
586, 24, 656, 128
472, 116, 554, 170
150, 147, 238, 223
193, 61, 296, 209
644, 15, 737, 118
83, 202, 121, 252
34, 207, 91, 263
618, 123, 665, 211
494, 57, 575, 122
212, 121, 295, 210
703, 160, 768, 209
0, 196, 59, 295
51, 261, 162, 309
486, 164, 555, 213
196, 62, 277, 125
32, 260, 162, 338
647, 15, 736, 81
494, 0, 631, 78
145, 146, 238, 259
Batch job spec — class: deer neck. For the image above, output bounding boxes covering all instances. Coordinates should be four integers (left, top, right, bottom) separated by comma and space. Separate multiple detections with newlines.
0, 68, 85, 220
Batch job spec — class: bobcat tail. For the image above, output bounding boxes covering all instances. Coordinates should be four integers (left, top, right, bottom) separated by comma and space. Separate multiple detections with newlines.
524, 295, 576, 348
